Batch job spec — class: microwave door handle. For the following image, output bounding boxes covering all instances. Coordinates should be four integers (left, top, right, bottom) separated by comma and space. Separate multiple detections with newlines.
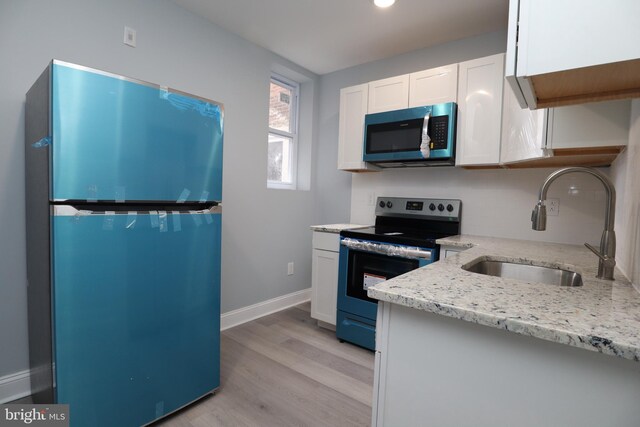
420, 112, 432, 159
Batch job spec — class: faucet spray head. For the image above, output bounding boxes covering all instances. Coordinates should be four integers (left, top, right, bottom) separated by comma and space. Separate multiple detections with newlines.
531, 202, 547, 231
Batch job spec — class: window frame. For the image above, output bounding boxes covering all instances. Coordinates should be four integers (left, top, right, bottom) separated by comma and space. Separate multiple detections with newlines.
268, 73, 300, 190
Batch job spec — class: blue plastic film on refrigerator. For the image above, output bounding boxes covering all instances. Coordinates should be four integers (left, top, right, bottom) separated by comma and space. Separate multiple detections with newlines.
51, 211, 221, 427
51, 63, 223, 202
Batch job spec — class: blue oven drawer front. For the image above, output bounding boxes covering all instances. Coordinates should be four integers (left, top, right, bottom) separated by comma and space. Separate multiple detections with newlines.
336, 310, 376, 351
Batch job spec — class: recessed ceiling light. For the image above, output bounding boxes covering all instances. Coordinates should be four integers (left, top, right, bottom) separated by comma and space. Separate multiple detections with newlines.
374, 0, 396, 8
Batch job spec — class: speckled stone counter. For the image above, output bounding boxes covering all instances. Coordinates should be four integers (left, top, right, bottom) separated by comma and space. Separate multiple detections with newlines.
310, 223, 369, 233
367, 234, 640, 362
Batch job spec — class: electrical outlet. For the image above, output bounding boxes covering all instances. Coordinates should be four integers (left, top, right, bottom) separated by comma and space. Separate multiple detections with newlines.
547, 198, 560, 216
287, 262, 294, 276
124, 26, 137, 47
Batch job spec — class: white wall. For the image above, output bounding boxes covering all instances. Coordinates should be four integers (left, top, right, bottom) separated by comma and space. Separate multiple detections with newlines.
612, 100, 640, 289
351, 167, 610, 246
0, 0, 317, 379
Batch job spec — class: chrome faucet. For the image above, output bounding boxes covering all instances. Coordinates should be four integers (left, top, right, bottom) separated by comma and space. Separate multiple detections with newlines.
531, 166, 616, 280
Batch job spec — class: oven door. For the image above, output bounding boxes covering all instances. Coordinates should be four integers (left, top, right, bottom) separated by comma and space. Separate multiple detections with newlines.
336, 238, 435, 350
337, 238, 434, 320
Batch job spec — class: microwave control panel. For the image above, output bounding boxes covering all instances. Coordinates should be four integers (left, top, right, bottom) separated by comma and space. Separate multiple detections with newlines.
429, 116, 449, 150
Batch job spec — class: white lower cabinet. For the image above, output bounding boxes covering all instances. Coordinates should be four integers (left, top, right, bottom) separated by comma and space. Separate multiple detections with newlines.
373, 302, 640, 427
311, 232, 340, 327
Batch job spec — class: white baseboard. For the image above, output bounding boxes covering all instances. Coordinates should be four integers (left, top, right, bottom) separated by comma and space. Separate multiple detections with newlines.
0, 369, 31, 404
221, 288, 311, 331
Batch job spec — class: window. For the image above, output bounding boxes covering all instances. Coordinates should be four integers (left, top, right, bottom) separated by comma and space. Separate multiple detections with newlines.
268, 74, 299, 189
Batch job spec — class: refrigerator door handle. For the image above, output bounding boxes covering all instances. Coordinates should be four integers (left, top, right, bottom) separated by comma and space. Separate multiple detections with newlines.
208, 204, 222, 214
52, 204, 222, 216
52, 205, 92, 216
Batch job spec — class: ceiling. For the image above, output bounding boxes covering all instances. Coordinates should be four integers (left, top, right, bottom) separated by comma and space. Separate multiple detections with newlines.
172, 0, 509, 75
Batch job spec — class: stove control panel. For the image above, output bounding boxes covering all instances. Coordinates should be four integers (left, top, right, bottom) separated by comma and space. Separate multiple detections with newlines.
375, 197, 461, 221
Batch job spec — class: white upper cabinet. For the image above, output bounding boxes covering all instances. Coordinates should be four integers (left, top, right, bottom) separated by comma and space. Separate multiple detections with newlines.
548, 100, 631, 150
506, 0, 640, 109
456, 53, 505, 166
501, 97, 631, 166
367, 75, 409, 113
338, 50, 631, 171
409, 64, 458, 107
500, 82, 549, 164
338, 84, 379, 171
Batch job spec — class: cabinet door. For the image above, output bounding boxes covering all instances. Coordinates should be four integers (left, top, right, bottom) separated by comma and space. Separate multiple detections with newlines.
409, 64, 458, 107
52, 209, 220, 426
518, 0, 640, 79
548, 100, 631, 150
51, 62, 223, 203
456, 54, 505, 166
505, 0, 529, 108
500, 82, 550, 164
311, 248, 340, 325
507, 0, 640, 109
338, 84, 378, 171
367, 75, 409, 113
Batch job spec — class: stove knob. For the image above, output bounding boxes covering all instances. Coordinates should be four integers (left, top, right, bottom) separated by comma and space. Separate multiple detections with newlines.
379, 201, 385, 208
437, 203, 445, 212
429, 203, 436, 211
386, 201, 393, 208
447, 204, 454, 212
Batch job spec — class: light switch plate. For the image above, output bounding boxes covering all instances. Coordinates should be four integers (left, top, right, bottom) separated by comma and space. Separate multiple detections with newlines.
124, 26, 137, 47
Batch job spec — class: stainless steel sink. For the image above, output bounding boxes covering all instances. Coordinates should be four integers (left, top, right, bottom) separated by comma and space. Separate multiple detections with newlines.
463, 260, 583, 287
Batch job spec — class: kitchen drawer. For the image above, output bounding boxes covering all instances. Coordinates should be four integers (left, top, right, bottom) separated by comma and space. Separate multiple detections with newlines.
312, 231, 340, 252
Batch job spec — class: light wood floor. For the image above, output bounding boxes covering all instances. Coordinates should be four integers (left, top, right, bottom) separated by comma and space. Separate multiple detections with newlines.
157, 302, 375, 427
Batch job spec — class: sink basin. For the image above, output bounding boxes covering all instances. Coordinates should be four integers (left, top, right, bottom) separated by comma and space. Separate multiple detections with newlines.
463, 260, 583, 287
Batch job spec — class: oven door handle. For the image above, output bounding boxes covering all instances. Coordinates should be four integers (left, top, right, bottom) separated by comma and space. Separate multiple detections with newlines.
341, 238, 432, 260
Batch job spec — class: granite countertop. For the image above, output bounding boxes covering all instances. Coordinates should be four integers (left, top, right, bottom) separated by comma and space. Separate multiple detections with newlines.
310, 223, 370, 233
367, 234, 640, 362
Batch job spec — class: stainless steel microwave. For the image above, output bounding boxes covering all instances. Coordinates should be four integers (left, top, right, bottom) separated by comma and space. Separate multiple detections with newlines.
363, 102, 457, 167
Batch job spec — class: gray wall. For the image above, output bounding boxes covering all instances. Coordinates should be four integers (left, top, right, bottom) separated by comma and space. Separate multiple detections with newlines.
313, 31, 508, 225
0, 0, 318, 378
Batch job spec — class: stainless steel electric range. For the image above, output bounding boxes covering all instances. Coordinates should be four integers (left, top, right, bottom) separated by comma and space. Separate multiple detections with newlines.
336, 197, 461, 350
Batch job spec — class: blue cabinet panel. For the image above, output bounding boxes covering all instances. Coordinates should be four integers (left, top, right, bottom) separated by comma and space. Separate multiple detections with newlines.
51, 63, 223, 202
52, 211, 221, 427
